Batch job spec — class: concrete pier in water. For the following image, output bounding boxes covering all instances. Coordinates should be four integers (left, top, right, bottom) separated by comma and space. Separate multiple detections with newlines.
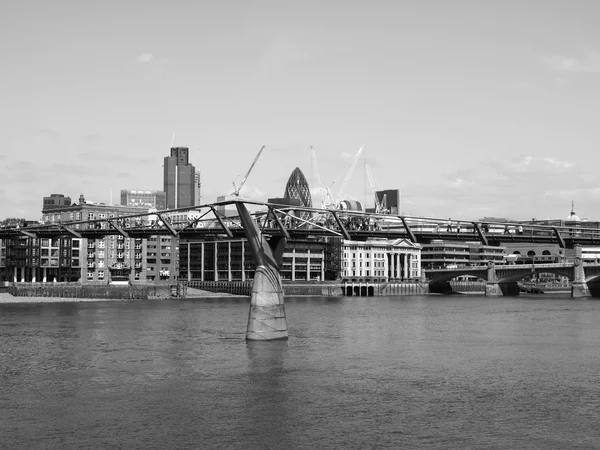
235, 202, 288, 341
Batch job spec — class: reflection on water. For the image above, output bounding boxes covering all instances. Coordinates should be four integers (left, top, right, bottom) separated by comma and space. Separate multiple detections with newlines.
2, 295, 600, 449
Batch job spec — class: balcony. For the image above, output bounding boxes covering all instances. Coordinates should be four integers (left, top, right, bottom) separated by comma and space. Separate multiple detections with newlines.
87, 253, 95, 259
87, 262, 95, 268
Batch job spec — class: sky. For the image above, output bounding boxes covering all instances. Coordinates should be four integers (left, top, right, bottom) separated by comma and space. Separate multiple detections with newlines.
2, 0, 600, 221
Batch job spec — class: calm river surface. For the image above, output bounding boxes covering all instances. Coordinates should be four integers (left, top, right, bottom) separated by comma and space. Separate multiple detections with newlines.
2, 294, 600, 449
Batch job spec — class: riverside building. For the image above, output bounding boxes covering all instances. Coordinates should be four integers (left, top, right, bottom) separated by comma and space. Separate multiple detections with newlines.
420, 240, 505, 270
0, 194, 178, 284
340, 238, 422, 282
179, 237, 340, 282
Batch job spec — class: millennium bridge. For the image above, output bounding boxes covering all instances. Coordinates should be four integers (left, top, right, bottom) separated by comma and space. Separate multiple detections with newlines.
3, 200, 600, 340
3, 200, 600, 246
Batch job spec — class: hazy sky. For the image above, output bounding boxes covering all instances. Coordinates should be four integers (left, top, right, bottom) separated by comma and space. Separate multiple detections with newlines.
2, 0, 600, 221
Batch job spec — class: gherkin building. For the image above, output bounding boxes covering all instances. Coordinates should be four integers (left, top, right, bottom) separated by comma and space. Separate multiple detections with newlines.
284, 167, 312, 208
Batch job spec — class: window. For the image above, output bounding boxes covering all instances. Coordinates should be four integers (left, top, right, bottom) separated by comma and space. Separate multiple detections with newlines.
98, 271, 104, 280
87, 271, 94, 280
88, 213, 95, 220
98, 260, 104, 268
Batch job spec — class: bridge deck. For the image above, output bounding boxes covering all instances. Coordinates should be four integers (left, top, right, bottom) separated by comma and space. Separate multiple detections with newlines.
3, 200, 600, 248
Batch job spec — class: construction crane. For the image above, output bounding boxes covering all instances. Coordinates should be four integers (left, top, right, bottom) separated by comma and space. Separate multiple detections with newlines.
334, 144, 365, 208
310, 145, 334, 209
232, 145, 265, 197
365, 163, 387, 214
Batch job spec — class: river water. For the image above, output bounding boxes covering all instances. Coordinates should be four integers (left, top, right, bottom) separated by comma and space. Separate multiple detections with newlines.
2, 294, 600, 449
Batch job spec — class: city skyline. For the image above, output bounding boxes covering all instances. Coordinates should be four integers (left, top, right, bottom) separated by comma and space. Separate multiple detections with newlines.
2, 1, 600, 221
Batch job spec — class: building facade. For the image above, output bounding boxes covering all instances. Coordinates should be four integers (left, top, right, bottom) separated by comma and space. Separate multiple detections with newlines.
376, 189, 400, 214
179, 237, 342, 282
120, 190, 166, 209
420, 240, 505, 270
43, 194, 72, 211
1, 194, 179, 284
340, 238, 422, 282
195, 170, 202, 206
164, 147, 196, 209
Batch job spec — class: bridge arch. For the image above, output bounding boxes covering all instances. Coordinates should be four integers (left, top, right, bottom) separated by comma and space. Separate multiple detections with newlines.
426, 268, 488, 284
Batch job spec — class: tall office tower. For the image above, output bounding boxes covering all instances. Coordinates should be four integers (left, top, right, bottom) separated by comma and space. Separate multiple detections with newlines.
163, 147, 196, 209
194, 170, 202, 206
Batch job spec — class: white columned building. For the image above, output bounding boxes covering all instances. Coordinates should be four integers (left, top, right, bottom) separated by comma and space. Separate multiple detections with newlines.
340, 238, 422, 281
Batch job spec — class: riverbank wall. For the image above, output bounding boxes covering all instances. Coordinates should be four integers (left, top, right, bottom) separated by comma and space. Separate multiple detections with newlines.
3, 282, 176, 300
186, 280, 343, 296
3, 279, 435, 300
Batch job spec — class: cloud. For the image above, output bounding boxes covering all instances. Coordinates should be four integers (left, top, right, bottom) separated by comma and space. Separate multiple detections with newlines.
77, 150, 152, 165
541, 52, 600, 73
137, 53, 155, 63
82, 133, 101, 142
25, 126, 59, 143
258, 39, 325, 71
398, 155, 589, 220
482, 156, 575, 179
543, 157, 573, 169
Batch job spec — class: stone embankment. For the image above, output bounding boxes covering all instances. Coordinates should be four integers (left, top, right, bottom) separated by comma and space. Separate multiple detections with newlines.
0, 284, 247, 303
0, 292, 128, 304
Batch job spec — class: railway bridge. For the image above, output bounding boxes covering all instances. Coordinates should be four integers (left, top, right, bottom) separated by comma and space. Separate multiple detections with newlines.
425, 260, 600, 297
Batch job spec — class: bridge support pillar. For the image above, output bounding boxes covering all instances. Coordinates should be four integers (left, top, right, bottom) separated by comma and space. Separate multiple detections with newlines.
485, 262, 502, 296
236, 202, 288, 341
485, 283, 502, 296
572, 258, 590, 298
